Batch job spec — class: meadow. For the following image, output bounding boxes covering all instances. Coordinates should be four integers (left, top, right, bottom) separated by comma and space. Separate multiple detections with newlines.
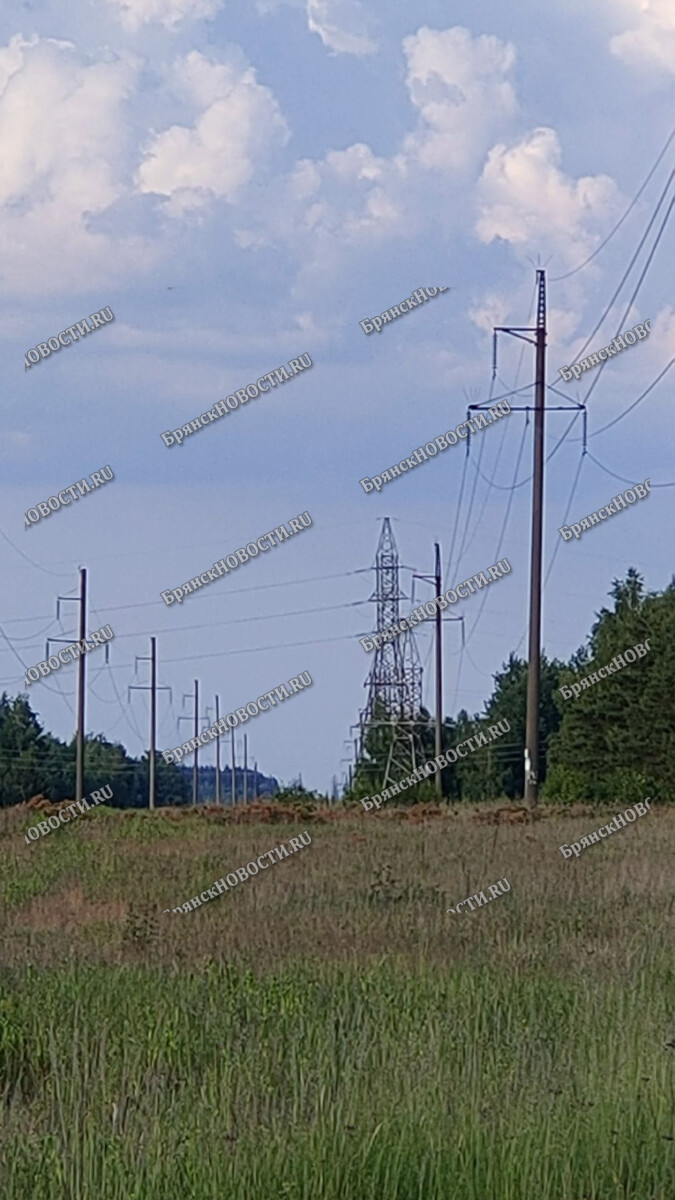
0, 800, 673, 1199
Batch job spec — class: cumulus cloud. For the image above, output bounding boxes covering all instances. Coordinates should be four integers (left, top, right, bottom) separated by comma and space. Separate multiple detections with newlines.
402, 26, 517, 172
609, 0, 675, 74
136, 50, 289, 214
105, 0, 223, 32
234, 141, 409, 268
235, 25, 519, 264
306, 0, 376, 55
0, 36, 150, 295
475, 127, 621, 265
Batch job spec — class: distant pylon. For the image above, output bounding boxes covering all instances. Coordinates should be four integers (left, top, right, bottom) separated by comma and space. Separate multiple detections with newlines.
358, 518, 424, 788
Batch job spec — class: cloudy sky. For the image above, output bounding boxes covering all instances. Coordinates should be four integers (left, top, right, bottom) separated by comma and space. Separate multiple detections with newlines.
2, 0, 673, 794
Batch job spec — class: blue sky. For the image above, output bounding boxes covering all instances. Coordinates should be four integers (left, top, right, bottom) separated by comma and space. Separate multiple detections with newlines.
1, 0, 674, 793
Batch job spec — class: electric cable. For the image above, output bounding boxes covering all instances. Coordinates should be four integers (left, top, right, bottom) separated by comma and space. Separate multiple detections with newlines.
551, 126, 675, 282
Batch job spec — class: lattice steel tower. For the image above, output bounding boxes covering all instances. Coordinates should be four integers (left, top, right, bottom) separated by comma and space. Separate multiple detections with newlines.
358, 518, 424, 786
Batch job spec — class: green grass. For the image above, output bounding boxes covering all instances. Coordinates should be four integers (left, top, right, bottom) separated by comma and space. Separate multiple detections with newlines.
0, 803, 673, 1198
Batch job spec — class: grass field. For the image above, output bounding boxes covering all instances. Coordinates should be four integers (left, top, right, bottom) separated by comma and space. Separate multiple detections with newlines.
1, 800, 673, 1199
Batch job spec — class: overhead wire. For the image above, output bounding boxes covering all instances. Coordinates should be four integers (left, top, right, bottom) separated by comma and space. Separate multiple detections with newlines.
584, 449, 675, 488
580, 190, 675, 411
0, 524, 74, 579
551, 125, 675, 282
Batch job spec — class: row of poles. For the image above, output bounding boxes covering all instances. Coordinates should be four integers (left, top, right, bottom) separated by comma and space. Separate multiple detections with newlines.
49, 567, 258, 810
52, 270, 553, 811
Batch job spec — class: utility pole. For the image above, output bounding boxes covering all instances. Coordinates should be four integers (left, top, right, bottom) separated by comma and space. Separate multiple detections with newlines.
215, 696, 221, 805
243, 734, 248, 804
492, 270, 547, 807
231, 727, 236, 806
52, 569, 88, 804
413, 545, 443, 799
253, 760, 258, 802
178, 680, 200, 806
434, 543, 443, 793
76, 569, 86, 806
129, 638, 171, 809
525, 273, 547, 808
192, 679, 198, 807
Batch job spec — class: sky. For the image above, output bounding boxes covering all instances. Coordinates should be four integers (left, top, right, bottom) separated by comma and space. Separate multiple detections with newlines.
1, 0, 674, 794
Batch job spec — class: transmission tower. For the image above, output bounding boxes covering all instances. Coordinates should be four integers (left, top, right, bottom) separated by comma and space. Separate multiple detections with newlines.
357, 518, 424, 788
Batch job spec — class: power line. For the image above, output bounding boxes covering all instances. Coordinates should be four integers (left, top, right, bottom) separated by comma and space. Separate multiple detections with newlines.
0, 597, 370, 659
585, 355, 675, 440
551, 126, 675, 282
584, 449, 675, 488
552, 168, 674, 391
0, 524, 73, 579
0, 567, 373, 625
0, 630, 363, 688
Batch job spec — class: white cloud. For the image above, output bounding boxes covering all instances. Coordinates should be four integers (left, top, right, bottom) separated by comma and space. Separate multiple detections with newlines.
136, 50, 289, 214
306, 0, 376, 56
235, 25, 519, 264
105, 0, 223, 32
609, 0, 675, 74
0, 37, 151, 295
476, 127, 621, 265
402, 26, 517, 172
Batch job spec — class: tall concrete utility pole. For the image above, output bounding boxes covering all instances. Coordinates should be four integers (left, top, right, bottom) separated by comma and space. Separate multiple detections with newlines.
179, 680, 201, 806
525, 272, 547, 807
492, 269, 547, 807
76, 567, 87, 806
130, 638, 170, 809
215, 695, 221, 805
51, 568, 88, 805
192, 679, 199, 807
243, 733, 248, 804
413, 544, 444, 799
231, 727, 236, 806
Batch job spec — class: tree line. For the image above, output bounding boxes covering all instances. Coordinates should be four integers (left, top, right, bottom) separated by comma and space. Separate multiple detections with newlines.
350, 569, 673, 805
0, 699, 278, 809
